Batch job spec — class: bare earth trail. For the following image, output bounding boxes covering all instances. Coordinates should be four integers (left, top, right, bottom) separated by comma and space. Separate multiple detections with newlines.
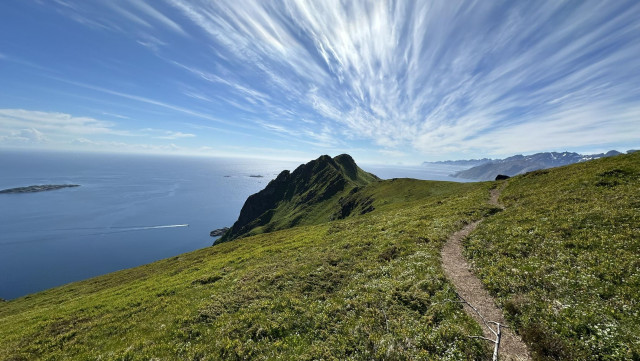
441, 183, 531, 360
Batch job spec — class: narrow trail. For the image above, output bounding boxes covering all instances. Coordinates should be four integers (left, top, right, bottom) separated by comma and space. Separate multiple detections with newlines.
441, 183, 531, 360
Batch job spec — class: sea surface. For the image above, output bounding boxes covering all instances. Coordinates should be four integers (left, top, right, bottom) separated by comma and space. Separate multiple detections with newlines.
0, 151, 468, 299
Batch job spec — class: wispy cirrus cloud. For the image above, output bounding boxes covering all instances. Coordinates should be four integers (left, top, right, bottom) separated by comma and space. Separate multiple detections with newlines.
0, 109, 197, 151
0, 108, 119, 136
0, 128, 48, 144
140, 128, 196, 140
4, 1, 640, 160
50, 78, 239, 128
161, 0, 640, 158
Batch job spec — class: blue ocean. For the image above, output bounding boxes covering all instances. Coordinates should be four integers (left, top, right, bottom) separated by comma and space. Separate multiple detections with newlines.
0, 151, 468, 299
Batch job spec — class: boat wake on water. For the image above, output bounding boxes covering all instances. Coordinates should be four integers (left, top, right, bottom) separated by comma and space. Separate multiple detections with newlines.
86, 224, 189, 235
0, 225, 190, 246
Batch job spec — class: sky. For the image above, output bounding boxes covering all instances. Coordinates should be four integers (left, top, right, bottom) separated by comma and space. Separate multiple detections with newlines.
0, 0, 639, 164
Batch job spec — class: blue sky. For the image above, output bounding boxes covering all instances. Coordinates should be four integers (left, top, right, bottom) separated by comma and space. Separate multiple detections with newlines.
0, 0, 638, 163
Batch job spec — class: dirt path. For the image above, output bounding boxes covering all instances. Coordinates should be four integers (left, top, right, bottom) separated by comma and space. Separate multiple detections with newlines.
441, 183, 531, 360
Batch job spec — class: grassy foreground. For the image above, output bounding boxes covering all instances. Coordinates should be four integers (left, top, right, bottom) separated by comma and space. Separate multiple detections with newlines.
1, 153, 638, 360
466, 152, 640, 360
0, 179, 496, 360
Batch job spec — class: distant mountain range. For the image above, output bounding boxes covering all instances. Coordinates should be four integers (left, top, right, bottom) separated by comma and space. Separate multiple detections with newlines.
422, 158, 492, 167
425, 150, 635, 181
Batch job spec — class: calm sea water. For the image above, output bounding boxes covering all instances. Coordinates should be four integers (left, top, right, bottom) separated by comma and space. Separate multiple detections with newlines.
0, 151, 468, 299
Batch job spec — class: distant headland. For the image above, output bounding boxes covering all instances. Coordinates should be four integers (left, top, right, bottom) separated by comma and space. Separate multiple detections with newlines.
0, 184, 80, 194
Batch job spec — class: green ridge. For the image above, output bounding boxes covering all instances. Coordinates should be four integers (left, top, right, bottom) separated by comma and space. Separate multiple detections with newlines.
218, 154, 379, 243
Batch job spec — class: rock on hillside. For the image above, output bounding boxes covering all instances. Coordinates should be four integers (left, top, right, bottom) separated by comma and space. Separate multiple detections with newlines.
217, 154, 379, 243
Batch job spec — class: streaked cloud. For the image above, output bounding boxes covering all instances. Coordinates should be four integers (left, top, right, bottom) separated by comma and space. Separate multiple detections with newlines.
164, 0, 640, 158
0, 109, 198, 152
140, 128, 196, 139
0, 128, 48, 144
1, 0, 638, 161
0, 109, 118, 136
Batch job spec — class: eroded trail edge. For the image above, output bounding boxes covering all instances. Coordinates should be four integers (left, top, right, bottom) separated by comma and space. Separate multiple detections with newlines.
441, 184, 531, 360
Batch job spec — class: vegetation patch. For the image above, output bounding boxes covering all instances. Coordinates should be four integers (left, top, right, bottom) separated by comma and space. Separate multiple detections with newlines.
465, 152, 640, 360
2, 153, 638, 359
0, 178, 493, 360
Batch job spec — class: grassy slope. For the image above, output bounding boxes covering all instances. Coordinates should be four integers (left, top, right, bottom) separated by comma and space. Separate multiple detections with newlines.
2, 154, 638, 360
0, 179, 497, 360
465, 152, 640, 360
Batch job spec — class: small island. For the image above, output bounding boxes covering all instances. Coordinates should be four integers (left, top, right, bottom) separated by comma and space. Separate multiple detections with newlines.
0, 184, 80, 194
249, 175, 264, 178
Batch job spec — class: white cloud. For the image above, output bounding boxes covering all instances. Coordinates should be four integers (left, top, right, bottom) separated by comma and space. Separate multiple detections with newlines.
0, 108, 119, 136
129, 1, 187, 36
0, 128, 48, 144
140, 128, 197, 139
70, 137, 185, 154
34, 1, 640, 159
166, 0, 640, 157
101, 112, 130, 120
0, 109, 200, 154
136, 34, 167, 52
53, 78, 241, 128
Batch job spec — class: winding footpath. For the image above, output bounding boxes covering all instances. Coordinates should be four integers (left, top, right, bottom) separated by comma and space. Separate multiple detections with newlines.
441, 183, 531, 360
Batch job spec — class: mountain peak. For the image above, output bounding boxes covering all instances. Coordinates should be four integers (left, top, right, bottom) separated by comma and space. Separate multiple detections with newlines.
217, 155, 378, 243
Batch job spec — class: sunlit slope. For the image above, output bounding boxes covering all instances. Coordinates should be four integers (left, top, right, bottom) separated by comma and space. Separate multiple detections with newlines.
0, 179, 496, 360
466, 152, 640, 360
3, 153, 637, 360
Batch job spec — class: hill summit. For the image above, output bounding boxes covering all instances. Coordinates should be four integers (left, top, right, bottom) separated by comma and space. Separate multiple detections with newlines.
218, 154, 379, 242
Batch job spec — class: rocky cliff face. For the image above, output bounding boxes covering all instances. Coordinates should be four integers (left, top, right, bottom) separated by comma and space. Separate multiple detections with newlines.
217, 154, 378, 243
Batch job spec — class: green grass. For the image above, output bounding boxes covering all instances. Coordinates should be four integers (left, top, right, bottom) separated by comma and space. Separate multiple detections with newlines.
2, 153, 638, 360
0, 179, 495, 360
465, 152, 640, 360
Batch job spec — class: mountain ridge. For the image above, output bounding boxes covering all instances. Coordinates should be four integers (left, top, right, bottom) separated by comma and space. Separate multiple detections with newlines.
449, 150, 625, 180
218, 154, 379, 242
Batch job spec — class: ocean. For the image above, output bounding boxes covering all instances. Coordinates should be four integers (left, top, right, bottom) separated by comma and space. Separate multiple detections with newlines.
0, 151, 468, 299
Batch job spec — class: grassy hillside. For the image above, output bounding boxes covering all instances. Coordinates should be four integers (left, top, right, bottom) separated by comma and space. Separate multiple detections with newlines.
0, 179, 497, 360
465, 152, 640, 360
1, 153, 638, 360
